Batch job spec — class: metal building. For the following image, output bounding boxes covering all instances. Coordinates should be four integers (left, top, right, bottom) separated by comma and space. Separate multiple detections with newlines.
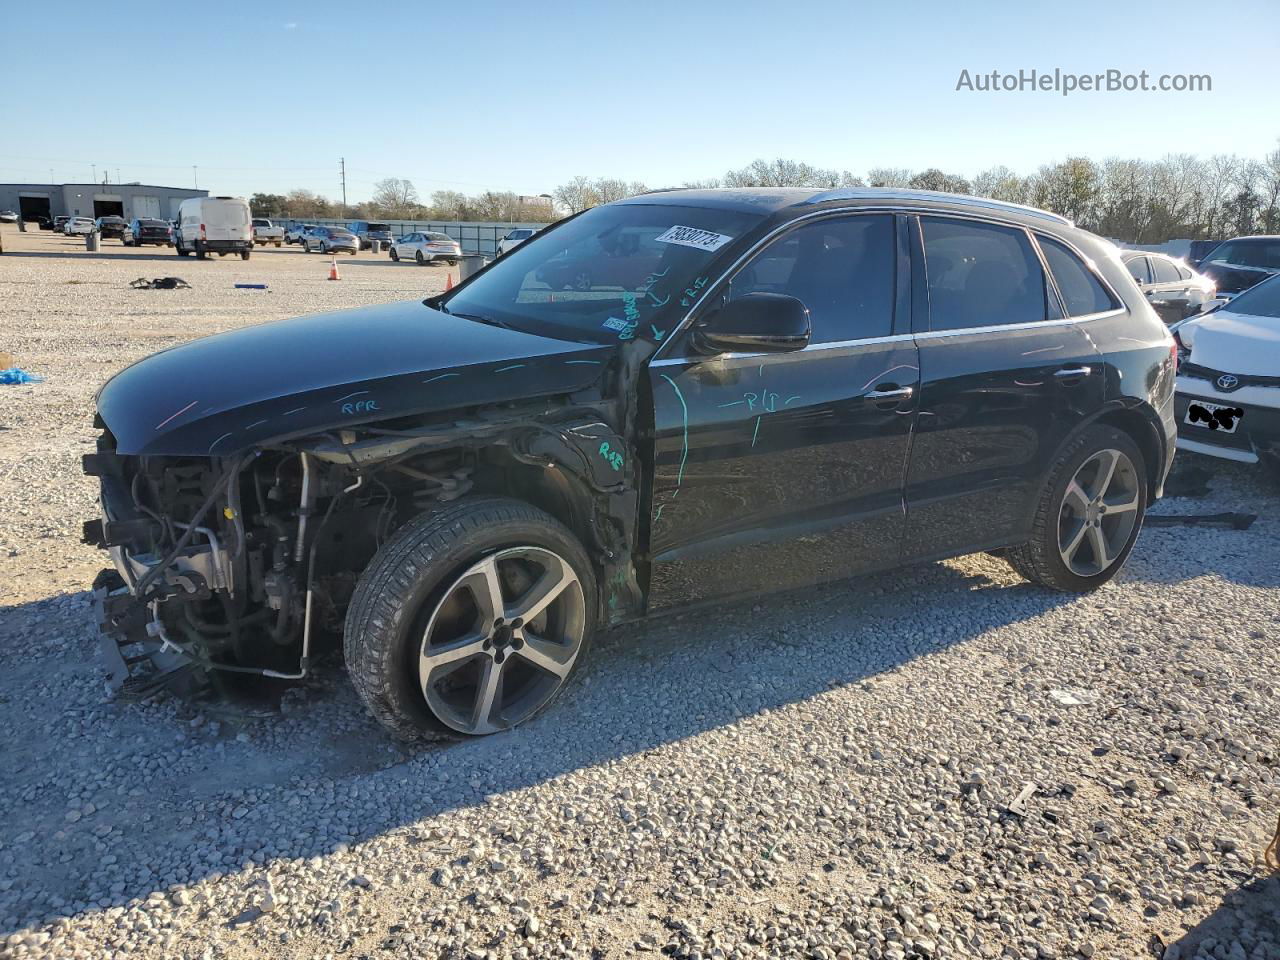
0, 183, 209, 223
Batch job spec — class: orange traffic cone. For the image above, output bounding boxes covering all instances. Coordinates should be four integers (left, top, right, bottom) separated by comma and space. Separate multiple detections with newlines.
328, 256, 340, 281
444, 272, 454, 291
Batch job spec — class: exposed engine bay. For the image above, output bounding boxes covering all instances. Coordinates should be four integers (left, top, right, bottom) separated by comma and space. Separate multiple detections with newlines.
83, 400, 642, 701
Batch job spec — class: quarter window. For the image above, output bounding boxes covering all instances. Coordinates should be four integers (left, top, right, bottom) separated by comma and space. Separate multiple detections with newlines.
921, 217, 1048, 330
1176, 264, 1193, 281
1151, 257, 1180, 284
1037, 235, 1118, 317
726, 214, 895, 342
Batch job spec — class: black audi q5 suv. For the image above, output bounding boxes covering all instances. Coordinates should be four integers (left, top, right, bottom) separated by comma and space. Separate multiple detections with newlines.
85, 187, 1176, 739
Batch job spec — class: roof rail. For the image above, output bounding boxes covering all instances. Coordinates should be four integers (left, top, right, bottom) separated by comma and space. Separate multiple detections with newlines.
803, 187, 1073, 226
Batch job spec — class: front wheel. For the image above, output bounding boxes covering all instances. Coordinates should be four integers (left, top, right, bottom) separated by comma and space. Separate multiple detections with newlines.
390, 248, 400, 261
344, 497, 597, 741
1005, 425, 1147, 592
415, 250, 425, 265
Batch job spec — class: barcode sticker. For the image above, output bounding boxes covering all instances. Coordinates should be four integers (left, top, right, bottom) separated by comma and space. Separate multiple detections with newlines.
654, 225, 734, 252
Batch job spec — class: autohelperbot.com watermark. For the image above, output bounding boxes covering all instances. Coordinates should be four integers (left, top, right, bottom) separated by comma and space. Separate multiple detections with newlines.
955, 68, 1211, 96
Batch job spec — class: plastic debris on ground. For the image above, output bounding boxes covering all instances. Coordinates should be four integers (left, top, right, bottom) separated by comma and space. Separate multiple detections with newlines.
129, 277, 191, 290
234, 284, 268, 290
0, 368, 44, 385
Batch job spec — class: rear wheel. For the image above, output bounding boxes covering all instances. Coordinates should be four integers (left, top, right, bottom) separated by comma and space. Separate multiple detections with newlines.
1005, 425, 1147, 592
241, 249, 251, 261
344, 498, 596, 741
195, 243, 207, 260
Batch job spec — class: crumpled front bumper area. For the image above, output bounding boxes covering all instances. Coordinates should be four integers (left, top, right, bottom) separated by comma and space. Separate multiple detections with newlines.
91, 568, 203, 700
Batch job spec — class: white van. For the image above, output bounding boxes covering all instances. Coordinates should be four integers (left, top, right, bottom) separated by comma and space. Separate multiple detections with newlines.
174, 196, 253, 260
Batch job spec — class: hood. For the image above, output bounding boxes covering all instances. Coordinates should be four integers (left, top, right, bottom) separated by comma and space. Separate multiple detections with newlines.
1182, 308, 1280, 378
97, 300, 614, 456
1199, 261, 1278, 294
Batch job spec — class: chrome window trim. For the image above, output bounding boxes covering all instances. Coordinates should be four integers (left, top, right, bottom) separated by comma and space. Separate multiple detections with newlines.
648, 332, 915, 367
911, 308, 1124, 341
650, 204, 1111, 363
1031, 231, 1127, 317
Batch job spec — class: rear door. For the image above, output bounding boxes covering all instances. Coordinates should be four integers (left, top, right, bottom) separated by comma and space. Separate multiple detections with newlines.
902, 215, 1106, 558
646, 212, 919, 609
1146, 256, 1190, 320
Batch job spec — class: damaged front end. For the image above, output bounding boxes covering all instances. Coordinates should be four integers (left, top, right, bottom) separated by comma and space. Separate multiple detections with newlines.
83, 398, 643, 702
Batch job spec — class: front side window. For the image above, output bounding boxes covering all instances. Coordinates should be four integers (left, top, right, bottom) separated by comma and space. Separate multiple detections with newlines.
1038, 236, 1118, 317
1151, 257, 1181, 284
921, 217, 1048, 330
442, 203, 763, 344
1125, 256, 1151, 284
723, 214, 895, 342
1213, 274, 1280, 319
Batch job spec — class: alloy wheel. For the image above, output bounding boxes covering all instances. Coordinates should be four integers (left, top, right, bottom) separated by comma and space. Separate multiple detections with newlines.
1057, 448, 1140, 577
419, 546, 586, 735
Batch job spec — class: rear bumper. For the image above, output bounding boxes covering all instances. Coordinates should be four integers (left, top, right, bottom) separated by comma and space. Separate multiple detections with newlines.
199, 239, 251, 252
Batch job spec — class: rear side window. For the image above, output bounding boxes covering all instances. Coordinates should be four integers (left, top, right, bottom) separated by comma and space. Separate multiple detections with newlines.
921, 217, 1048, 330
1125, 256, 1151, 284
1037, 235, 1118, 317
726, 214, 895, 342
1176, 264, 1193, 280
1151, 257, 1180, 284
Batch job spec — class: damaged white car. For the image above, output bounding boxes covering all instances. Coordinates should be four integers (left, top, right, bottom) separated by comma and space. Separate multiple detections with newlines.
1174, 273, 1280, 474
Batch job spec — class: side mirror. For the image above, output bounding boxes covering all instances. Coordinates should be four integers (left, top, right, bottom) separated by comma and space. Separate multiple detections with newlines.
691, 293, 811, 355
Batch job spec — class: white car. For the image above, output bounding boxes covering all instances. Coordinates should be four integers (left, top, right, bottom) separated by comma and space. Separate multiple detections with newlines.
0, 210, 18, 223
497, 227, 537, 255
63, 217, 95, 236
1121, 251, 1216, 323
389, 232, 461, 266
1173, 274, 1280, 472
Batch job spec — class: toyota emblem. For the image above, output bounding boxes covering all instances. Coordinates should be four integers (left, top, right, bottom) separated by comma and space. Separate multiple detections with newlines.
1216, 373, 1240, 391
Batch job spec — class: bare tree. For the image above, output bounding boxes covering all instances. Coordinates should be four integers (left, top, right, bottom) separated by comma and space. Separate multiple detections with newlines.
429, 190, 466, 220
1258, 143, 1280, 232
370, 178, 420, 218
972, 166, 1030, 204
723, 158, 844, 188
283, 189, 337, 218
908, 169, 972, 194
865, 167, 913, 188
1029, 157, 1101, 225
553, 176, 597, 215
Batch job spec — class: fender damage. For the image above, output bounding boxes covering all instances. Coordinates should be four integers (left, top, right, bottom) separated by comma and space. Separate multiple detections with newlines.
84, 300, 650, 700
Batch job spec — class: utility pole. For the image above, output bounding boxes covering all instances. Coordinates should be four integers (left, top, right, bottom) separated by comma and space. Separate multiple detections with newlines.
91, 164, 96, 183
339, 158, 347, 216
193, 166, 198, 189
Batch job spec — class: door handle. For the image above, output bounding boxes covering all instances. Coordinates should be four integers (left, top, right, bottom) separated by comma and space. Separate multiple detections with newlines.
865, 385, 914, 407
1054, 366, 1092, 380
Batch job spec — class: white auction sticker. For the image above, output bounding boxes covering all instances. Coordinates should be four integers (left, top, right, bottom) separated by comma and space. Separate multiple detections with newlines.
654, 225, 734, 252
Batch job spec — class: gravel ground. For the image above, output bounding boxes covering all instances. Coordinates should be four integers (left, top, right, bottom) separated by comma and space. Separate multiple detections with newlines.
1, 226, 1278, 960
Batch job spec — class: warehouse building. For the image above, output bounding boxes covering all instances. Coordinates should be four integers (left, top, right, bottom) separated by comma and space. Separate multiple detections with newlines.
0, 183, 208, 223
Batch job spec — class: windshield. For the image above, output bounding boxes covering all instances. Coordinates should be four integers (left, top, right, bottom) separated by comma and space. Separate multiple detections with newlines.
1221, 274, 1280, 319
1204, 239, 1280, 270
441, 203, 763, 344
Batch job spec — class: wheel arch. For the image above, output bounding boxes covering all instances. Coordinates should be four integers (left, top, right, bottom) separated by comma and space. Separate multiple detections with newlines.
1088, 402, 1167, 502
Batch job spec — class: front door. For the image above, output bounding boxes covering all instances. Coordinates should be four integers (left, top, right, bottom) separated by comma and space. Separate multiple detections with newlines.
902, 216, 1106, 558
645, 212, 918, 611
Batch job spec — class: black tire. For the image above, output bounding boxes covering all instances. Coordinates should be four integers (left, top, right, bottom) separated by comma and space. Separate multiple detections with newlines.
1005, 425, 1147, 592
390, 248, 399, 262
241, 249, 251, 261
176, 243, 189, 257
447, 259, 458, 266
344, 497, 598, 742
195, 243, 207, 260
415, 250, 425, 265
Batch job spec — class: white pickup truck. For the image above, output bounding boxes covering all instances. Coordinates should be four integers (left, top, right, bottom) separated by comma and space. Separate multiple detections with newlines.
251, 218, 285, 247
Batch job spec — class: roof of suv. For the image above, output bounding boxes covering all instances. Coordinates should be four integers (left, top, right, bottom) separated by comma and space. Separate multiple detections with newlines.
620, 186, 1072, 226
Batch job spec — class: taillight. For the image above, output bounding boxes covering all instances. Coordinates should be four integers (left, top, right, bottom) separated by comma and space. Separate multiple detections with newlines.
1170, 336, 1182, 371
199, 223, 206, 238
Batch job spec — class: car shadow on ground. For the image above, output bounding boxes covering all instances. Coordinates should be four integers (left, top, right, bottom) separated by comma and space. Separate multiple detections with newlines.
1157, 871, 1280, 959
0, 555, 1077, 936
